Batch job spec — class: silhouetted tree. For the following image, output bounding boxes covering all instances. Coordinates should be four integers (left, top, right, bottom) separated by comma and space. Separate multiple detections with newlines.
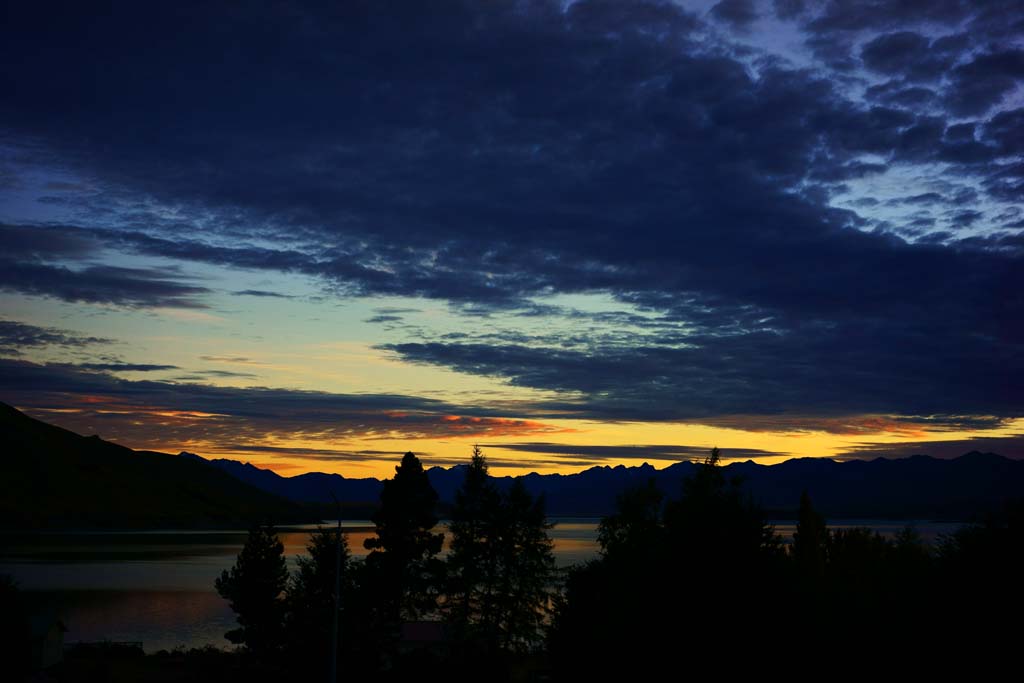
663, 447, 784, 575
446, 446, 501, 638
493, 479, 556, 652
551, 478, 667, 675
285, 525, 351, 676
936, 501, 1024, 656
551, 448, 784, 676
793, 490, 828, 581
551, 474, 674, 678
665, 447, 784, 656
364, 451, 445, 624
597, 477, 664, 560
215, 523, 288, 656
445, 447, 555, 674
827, 527, 890, 586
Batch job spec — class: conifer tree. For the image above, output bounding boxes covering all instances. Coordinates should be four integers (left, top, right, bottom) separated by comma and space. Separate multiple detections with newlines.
286, 525, 351, 670
447, 447, 556, 653
447, 445, 501, 633
215, 523, 288, 656
364, 451, 445, 622
494, 478, 556, 652
793, 490, 828, 580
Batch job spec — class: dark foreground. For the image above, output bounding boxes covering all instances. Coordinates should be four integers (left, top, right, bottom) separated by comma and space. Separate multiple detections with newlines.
4, 449, 1023, 681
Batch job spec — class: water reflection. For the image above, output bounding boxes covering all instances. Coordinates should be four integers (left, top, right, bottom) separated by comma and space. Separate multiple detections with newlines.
0, 520, 598, 652
30, 591, 236, 653
0, 519, 957, 652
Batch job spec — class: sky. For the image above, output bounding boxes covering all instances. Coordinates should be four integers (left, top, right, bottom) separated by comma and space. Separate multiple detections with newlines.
1, 0, 1022, 477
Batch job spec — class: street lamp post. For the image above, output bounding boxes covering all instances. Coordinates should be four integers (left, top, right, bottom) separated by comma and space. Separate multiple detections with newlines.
329, 493, 342, 683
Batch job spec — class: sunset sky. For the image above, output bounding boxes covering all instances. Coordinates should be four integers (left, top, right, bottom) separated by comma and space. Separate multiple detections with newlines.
1, 0, 1022, 477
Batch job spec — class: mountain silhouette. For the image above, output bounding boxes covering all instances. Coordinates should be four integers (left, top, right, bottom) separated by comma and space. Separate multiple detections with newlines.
5, 402, 1021, 525
193, 450, 1024, 520
179, 452, 383, 505
0, 403, 311, 529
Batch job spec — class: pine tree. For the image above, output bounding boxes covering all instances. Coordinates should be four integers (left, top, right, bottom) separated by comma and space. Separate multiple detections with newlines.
446, 448, 556, 653
215, 523, 288, 656
598, 478, 664, 560
494, 479, 556, 652
286, 525, 351, 670
447, 445, 501, 634
364, 451, 445, 622
793, 490, 828, 580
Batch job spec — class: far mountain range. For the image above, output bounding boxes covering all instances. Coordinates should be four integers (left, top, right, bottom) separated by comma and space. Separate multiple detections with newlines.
184, 447, 1023, 521
2, 401, 1021, 528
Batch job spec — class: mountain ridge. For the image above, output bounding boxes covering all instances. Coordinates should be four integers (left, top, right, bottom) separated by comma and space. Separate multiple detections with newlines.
0, 402, 313, 529
185, 447, 1024, 520
4, 401, 1021, 524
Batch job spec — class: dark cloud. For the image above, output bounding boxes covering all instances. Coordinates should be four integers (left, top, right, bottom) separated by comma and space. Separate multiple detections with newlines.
773, 0, 806, 20
864, 81, 937, 108
0, 358, 565, 450
953, 231, 1024, 255
109, 231, 311, 274
0, 261, 210, 309
0, 223, 100, 259
0, 223, 211, 308
693, 413, 1010, 435
214, 444, 419, 461
232, 289, 294, 298
0, 319, 113, 355
77, 362, 179, 372
904, 219, 938, 234
203, 444, 595, 469
486, 442, 786, 461
949, 210, 982, 227
381, 323, 1022, 421
199, 356, 257, 364
887, 415, 1010, 431
945, 49, 1024, 116
192, 369, 260, 378
807, 0, 972, 33
0, 1, 1020, 427
421, 455, 607, 469
937, 139, 997, 165
897, 192, 944, 205
374, 307, 422, 314
800, 0, 1022, 77
711, 0, 758, 27
860, 31, 954, 81
984, 108, 1024, 157
43, 181, 92, 192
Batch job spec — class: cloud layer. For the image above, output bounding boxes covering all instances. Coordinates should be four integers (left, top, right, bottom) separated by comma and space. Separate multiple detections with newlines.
0, 359, 566, 454
0, 1, 1021, 433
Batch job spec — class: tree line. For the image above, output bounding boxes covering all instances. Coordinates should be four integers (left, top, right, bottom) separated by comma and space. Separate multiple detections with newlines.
215, 447, 555, 680
216, 447, 1024, 680
549, 448, 1024, 677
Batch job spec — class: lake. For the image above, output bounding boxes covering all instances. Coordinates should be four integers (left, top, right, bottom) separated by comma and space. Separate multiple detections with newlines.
0, 519, 961, 652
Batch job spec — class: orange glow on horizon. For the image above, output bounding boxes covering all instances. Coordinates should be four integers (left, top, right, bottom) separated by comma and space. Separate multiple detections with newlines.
15, 402, 1023, 480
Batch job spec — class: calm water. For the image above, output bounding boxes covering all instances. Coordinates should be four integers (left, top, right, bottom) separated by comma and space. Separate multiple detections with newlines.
0, 519, 960, 652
